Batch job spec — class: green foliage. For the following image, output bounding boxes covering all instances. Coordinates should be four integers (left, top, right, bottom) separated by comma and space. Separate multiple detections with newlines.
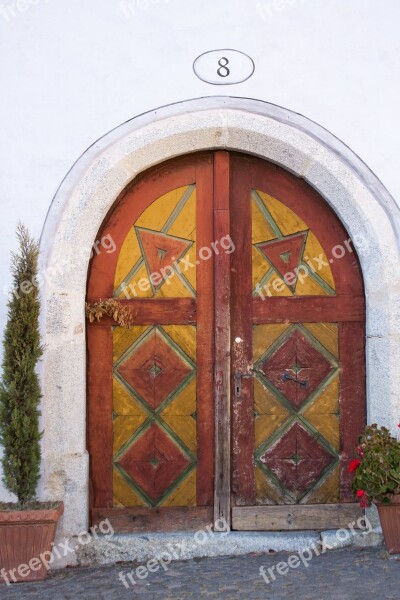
351, 424, 400, 505
0, 224, 43, 507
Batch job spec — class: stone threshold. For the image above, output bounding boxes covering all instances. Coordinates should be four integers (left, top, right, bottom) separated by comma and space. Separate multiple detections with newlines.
52, 527, 383, 569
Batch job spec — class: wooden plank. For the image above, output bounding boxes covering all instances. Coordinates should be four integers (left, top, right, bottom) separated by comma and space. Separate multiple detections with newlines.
252, 296, 365, 323
213, 151, 231, 531
91, 506, 214, 533
87, 326, 113, 508
339, 321, 366, 501
86, 298, 196, 325
232, 504, 363, 531
230, 154, 256, 507
195, 155, 215, 506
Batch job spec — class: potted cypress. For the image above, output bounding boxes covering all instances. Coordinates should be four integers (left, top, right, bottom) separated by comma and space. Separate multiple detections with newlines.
0, 224, 63, 584
350, 423, 400, 554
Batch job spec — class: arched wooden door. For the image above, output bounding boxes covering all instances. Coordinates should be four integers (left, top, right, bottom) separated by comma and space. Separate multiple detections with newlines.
87, 152, 365, 532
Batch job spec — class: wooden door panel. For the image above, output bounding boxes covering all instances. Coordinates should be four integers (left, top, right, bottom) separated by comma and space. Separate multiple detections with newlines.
87, 154, 215, 531
230, 154, 366, 524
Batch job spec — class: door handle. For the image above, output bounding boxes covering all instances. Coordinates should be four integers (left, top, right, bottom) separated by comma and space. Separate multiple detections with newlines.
234, 369, 254, 397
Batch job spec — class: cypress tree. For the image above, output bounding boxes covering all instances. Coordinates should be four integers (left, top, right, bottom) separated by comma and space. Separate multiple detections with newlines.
0, 224, 42, 507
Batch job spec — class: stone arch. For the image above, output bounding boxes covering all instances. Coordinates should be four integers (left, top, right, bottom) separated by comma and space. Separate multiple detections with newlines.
39, 96, 400, 539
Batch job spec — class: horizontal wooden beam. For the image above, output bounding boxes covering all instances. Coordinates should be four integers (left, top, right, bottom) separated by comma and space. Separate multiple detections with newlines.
252, 296, 365, 323
91, 506, 213, 533
232, 504, 363, 531
86, 298, 197, 325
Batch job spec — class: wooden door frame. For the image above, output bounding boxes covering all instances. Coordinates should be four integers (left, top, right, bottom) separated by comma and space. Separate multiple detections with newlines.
87, 150, 366, 532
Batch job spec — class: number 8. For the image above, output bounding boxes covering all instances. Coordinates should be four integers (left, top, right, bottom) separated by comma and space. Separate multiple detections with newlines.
217, 57, 230, 78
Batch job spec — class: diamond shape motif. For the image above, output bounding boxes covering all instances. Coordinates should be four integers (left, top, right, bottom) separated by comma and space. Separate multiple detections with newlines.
259, 422, 335, 498
116, 328, 193, 409
117, 423, 190, 504
257, 328, 335, 409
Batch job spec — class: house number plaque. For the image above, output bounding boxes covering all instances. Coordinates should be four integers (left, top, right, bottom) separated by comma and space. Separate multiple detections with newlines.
193, 49, 255, 85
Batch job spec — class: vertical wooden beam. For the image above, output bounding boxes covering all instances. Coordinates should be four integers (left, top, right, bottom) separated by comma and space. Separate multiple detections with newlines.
213, 151, 231, 531
87, 326, 113, 513
230, 154, 256, 506
339, 320, 366, 501
196, 155, 215, 506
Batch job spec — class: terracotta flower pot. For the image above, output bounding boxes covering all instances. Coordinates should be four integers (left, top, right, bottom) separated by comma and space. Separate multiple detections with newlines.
376, 494, 400, 554
0, 502, 64, 584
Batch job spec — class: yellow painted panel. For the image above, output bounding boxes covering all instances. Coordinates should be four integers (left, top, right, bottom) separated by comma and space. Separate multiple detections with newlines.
176, 242, 196, 291
135, 186, 189, 231
295, 273, 330, 296
113, 415, 146, 454
304, 377, 339, 415
305, 465, 339, 504
161, 379, 196, 416
161, 416, 196, 453
163, 469, 196, 507
121, 262, 153, 298
113, 326, 149, 362
254, 378, 290, 449
113, 377, 149, 417
255, 415, 288, 449
303, 323, 338, 358
258, 191, 307, 236
253, 324, 290, 360
255, 465, 284, 505
114, 227, 142, 292
154, 270, 192, 298
267, 274, 293, 297
161, 378, 196, 452
303, 232, 335, 290
162, 326, 196, 361
254, 378, 288, 416
168, 188, 196, 240
303, 378, 340, 450
251, 197, 277, 244
307, 414, 340, 450
113, 468, 146, 507
252, 246, 271, 289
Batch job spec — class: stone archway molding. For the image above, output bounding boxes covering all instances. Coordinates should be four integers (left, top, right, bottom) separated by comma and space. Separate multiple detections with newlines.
39, 96, 400, 542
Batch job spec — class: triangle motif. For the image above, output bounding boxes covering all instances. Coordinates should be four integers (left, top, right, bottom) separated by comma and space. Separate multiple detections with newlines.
135, 228, 192, 291
257, 231, 308, 291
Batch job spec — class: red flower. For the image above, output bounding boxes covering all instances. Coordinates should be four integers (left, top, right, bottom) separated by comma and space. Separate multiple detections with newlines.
356, 489, 368, 508
398, 423, 400, 428
349, 459, 361, 473
357, 446, 364, 457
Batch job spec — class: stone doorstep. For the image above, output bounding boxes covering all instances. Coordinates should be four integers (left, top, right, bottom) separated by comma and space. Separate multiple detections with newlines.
50, 527, 383, 570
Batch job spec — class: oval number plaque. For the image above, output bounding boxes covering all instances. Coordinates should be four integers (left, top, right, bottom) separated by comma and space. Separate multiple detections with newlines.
193, 49, 255, 85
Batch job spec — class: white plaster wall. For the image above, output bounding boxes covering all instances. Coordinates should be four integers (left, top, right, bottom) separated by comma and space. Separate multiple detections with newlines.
0, 0, 399, 503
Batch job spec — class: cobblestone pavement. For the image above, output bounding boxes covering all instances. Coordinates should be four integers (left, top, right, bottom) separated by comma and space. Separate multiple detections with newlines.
0, 547, 399, 600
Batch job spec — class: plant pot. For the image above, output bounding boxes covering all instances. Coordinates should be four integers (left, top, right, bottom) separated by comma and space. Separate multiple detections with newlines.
0, 501, 64, 584
376, 494, 400, 554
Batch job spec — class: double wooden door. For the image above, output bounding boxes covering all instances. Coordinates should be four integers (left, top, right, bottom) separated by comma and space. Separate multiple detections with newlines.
87, 152, 365, 532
